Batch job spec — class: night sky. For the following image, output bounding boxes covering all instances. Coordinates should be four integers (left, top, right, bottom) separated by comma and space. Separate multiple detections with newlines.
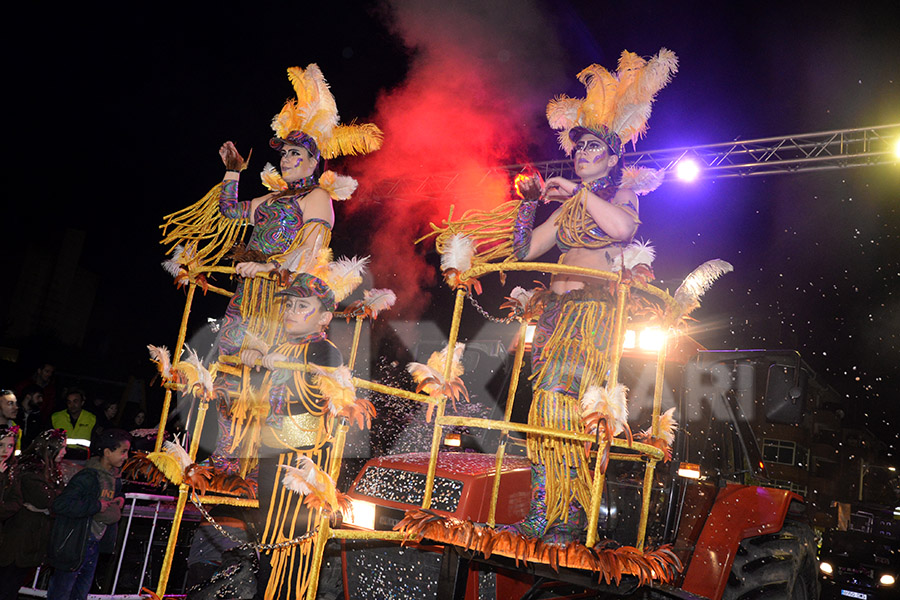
5, 2, 898, 449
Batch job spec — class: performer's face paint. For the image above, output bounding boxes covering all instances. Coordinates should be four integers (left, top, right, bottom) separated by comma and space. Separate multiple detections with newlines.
280, 144, 318, 183
573, 133, 617, 182
282, 296, 332, 337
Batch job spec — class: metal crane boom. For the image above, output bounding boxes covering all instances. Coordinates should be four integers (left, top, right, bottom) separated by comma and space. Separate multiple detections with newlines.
365, 124, 898, 202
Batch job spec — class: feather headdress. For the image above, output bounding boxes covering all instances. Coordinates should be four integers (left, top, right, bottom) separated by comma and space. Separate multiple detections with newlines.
547, 49, 678, 156
276, 253, 367, 311
271, 64, 383, 160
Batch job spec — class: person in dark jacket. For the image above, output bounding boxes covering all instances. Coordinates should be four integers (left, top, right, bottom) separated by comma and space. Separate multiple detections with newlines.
46, 429, 130, 600
0, 428, 67, 600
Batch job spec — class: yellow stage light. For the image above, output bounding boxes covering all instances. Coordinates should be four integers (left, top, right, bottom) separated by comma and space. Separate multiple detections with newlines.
344, 499, 376, 530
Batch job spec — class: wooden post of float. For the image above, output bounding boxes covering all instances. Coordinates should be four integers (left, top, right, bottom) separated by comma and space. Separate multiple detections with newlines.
305, 417, 348, 600
347, 316, 364, 371
422, 287, 466, 509
636, 320, 671, 551
487, 318, 528, 527
155, 393, 210, 597
155, 282, 197, 452
586, 280, 629, 548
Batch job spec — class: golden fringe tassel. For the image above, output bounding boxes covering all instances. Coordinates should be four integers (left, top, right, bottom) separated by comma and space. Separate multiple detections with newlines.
418, 200, 523, 265
528, 300, 614, 523
160, 183, 249, 267
262, 448, 329, 600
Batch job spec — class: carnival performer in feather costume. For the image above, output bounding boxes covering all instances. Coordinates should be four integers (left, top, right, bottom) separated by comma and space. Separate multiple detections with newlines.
236, 255, 369, 600
497, 49, 678, 543
159, 64, 381, 481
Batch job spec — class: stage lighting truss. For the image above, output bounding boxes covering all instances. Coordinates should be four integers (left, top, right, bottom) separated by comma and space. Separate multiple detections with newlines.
366, 124, 898, 201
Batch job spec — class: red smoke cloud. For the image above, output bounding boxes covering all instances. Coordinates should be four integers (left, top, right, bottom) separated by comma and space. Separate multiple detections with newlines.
348, 1, 564, 318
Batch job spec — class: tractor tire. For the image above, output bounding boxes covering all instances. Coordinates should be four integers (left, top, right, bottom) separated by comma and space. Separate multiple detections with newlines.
722, 520, 819, 600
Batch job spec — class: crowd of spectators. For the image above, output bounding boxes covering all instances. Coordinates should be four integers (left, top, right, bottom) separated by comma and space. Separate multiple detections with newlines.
0, 361, 150, 600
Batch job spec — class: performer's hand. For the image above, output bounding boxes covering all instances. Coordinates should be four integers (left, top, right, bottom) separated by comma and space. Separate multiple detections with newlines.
543, 176, 577, 201
517, 176, 543, 202
235, 261, 275, 278
240, 348, 264, 371
219, 141, 250, 171
262, 352, 288, 371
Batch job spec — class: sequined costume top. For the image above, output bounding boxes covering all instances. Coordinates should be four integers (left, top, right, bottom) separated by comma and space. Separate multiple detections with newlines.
214, 176, 332, 359
218, 176, 326, 258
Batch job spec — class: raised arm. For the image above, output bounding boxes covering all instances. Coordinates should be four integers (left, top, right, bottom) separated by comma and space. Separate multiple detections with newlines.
545, 176, 638, 242
581, 186, 639, 241
218, 142, 254, 221
514, 201, 565, 262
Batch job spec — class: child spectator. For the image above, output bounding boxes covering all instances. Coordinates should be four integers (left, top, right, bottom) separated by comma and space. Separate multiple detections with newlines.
0, 424, 20, 600
0, 429, 67, 600
46, 429, 130, 600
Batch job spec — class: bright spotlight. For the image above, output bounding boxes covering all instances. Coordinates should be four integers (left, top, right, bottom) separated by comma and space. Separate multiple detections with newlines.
638, 327, 666, 352
344, 499, 376, 530
675, 159, 700, 182
819, 561, 833, 575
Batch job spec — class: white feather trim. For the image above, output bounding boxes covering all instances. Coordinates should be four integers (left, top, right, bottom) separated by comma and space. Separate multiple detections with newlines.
318, 170, 358, 201
581, 383, 629, 435
161, 245, 187, 278
326, 256, 369, 303
622, 240, 656, 271
508, 286, 535, 310
362, 288, 397, 317
147, 344, 172, 379
674, 259, 734, 314
658, 407, 678, 445
183, 345, 214, 397
440, 233, 474, 273
260, 163, 288, 192
163, 440, 192, 470
619, 167, 664, 196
